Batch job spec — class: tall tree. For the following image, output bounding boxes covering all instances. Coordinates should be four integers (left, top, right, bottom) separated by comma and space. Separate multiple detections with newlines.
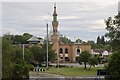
2, 38, 14, 79
105, 13, 120, 80
105, 14, 120, 51
97, 36, 101, 44
101, 36, 105, 44
78, 51, 91, 69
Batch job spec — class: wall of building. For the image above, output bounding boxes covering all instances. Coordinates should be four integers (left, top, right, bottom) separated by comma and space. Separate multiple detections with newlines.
59, 43, 91, 62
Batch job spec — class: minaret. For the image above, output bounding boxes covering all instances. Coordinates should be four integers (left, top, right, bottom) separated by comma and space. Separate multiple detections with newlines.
51, 2, 59, 44
51, 2, 59, 55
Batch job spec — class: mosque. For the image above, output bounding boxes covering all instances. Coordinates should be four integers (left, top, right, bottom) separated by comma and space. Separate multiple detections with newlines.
28, 3, 91, 62
50, 3, 91, 62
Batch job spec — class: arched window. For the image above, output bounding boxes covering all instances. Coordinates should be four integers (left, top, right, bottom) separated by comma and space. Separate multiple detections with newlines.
77, 49, 80, 55
65, 48, 68, 53
59, 48, 63, 54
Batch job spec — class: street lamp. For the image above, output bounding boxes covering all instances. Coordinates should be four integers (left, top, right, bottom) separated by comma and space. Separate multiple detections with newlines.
58, 35, 61, 74
46, 23, 49, 69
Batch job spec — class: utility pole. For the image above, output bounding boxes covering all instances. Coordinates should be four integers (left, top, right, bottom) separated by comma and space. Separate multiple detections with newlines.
46, 23, 49, 69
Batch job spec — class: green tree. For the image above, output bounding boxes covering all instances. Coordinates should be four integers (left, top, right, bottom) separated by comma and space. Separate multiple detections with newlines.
88, 56, 98, 70
41, 43, 56, 62
106, 51, 120, 80
97, 36, 101, 44
60, 35, 73, 44
2, 38, 14, 79
12, 60, 29, 80
105, 14, 120, 51
30, 45, 44, 64
30, 43, 56, 65
2, 37, 31, 80
78, 51, 91, 69
101, 36, 105, 45
105, 13, 120, 80
3, 33, 33, 44
87, 40, 96, 49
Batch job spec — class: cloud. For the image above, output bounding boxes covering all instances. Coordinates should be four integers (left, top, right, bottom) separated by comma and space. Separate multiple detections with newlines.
2, 1, 119, 41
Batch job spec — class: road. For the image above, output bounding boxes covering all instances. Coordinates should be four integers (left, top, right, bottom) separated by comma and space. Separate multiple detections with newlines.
50, 63, 104, 67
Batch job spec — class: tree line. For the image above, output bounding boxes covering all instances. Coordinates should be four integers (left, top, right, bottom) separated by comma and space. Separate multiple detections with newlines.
2, 36, 56, 80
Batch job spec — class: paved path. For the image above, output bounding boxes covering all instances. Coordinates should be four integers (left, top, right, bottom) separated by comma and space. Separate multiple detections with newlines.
50, 63, 104, 67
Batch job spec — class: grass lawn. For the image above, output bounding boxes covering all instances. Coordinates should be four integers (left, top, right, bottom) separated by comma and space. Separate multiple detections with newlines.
45, 66, 104, 77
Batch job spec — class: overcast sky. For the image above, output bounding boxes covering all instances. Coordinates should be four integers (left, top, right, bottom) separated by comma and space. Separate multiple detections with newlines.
2, 0, 120, 42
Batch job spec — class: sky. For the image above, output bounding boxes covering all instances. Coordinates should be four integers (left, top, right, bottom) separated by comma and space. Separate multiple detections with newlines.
1, 0, 120, 42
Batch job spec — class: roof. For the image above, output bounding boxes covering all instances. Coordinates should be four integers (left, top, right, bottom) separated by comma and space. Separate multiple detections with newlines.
92, 49, 112, 54
27, 36, 40, 41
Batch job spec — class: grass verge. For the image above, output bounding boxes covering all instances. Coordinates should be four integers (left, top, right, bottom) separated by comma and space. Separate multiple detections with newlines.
45, 66, 104, 77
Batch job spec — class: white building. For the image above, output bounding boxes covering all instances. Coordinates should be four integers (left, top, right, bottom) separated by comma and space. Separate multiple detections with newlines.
91, 49, 112, 57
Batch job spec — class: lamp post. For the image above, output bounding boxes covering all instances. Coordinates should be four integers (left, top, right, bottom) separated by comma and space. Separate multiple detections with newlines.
46, 23, 49, 69
58, 36, 61, 74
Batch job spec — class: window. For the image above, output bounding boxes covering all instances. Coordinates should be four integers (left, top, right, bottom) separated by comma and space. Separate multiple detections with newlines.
65, 48, 68, 53
77, 49, 80, 55
59, 48, 63, 53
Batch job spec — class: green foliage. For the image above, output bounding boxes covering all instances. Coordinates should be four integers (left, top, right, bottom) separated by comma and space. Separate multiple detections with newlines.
87, 40, 109, 49
2, 38, 14, 78
97, 36, 105, 44
106, 51, 120, 80
3, 33, 38, 44
2, 38, 31, 79
88, 56, 98, 70
30, 43, 56, 65
78, 51, 91, 69
30, 45, 44, 63
105, 13, 120, 80
97, 36, 101, 44
12, 60, 29, 80
60, 35, 73, 44
105, 14, 120, 51
41, 43, 56, 62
